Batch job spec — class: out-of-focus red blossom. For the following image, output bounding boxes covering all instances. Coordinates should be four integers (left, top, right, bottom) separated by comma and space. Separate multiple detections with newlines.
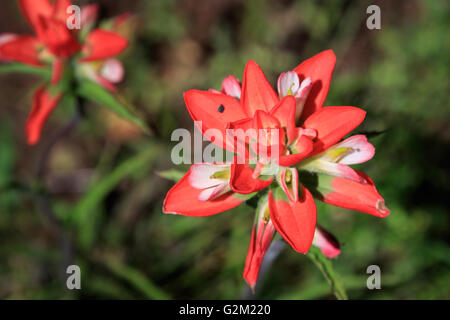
0, 0, 130, 145
163, 50, 390, 289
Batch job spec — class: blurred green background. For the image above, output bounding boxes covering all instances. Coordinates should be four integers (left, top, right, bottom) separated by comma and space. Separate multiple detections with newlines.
0, 0, 449, 299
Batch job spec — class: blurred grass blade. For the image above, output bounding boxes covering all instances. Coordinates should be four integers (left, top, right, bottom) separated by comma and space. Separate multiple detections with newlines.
156, 169, 185, 182
76, 80, 150, 134
104, 259, 171, 300
306, 246, 348, 300
70, 146, 159, 248
0, 63, 51, 77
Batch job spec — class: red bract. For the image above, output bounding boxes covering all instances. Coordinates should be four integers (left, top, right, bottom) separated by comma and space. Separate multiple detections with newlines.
164, 50, 390, 289
0, 0, 129, 145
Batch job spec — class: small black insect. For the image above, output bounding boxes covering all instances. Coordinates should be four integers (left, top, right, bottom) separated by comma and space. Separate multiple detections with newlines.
217, 104, 225, 113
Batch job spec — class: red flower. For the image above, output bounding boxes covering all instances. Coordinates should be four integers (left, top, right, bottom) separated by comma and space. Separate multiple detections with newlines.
164, 50, 389, 289
0, 0, 129, 145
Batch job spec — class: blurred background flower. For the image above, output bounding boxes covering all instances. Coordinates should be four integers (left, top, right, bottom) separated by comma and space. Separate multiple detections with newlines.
0, 0, 448, 299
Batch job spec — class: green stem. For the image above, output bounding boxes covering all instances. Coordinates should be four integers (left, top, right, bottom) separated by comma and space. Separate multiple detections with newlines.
306, 246, 348, 300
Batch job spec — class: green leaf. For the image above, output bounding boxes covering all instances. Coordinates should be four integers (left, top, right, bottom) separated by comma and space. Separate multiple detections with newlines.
70, 146, 159, 248
306, 246, 348, 300
156, 169, 185, 182
104, 259, 171, 300
0, 63, 51, 78
76, 80, 150, 134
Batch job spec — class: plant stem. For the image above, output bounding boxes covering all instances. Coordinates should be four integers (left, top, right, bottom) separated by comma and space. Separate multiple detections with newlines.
306, 246, 348, 300
37, 98, 84, 179
33, 99, 85, 284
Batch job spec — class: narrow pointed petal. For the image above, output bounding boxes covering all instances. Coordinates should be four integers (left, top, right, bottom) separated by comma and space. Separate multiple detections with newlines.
0, 35, 42, 66
241, 60, 279, 117
326, 135, 375, 165
294, 50, 336, 121
277, 71, 300, 98
230, 162, 272, 194
221, 75, 241, 99
276, 168, 299, 202
304, 106, 366, 155
185, 90, 247, 149
251, 111, 285, 159
0, 34, 18, 61
253, 110, 280, 129
51, 0, 73, 22
100, 59, 125, 83
313, 170, 390, 218
269, 185, 317, 253
19, 0, 53, 31
80, 29, 128, 62
26, 86, 62, 145
243, 195, 275, 290
312, 226, 341, 258
163, 168, 246, 217
189, 163, 230, 189
36, 17, 80, 58
301, 160, 364, 183
278, 135, 313, 167
270, 95, 296, 143
81, 4, 99, 29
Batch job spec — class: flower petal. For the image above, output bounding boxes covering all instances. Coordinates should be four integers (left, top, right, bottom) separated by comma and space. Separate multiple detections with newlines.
163, 168, 246, 217
189, 163, 230, 189
241, 60, 279, 117
278, 134, 313, 167
277, 71, 299, 98
294, 49, 336, 121
304, 106, 366, 155
0, 34, 18, 61
313, 170, 390, 218
312, 226, 341, 258
100, 59, 124, 83
230, 162, 272, 194
81, 4, 99, 30
269, 185, 317, 253
221, 75, 241, 99
300, 160, 364, 183
243, 195, 275, 291
51, 0, 73, 22
184, 90, 247, 149
276, 168, 299, 202
35, 17, 80, 58
270, 95, 296, 143
0, 35, 42, 66
326, 135, 375, 165
26, 86, 62, 145
19, 0, 53, 31
80, 29, 128, 62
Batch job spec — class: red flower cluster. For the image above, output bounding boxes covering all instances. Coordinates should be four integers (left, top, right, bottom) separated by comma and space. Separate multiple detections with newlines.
163, 50, 390, 290
0, 0, 129, 145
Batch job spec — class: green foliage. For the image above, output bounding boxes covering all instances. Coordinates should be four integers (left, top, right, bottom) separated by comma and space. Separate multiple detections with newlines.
0, 63, 51, 78
76, 80, 150, 134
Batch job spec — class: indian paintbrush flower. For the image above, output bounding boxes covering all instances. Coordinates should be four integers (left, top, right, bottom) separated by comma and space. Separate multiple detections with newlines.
164, 49, 390, 290
0, 0, 129, 145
